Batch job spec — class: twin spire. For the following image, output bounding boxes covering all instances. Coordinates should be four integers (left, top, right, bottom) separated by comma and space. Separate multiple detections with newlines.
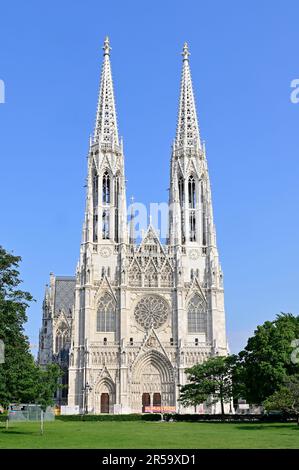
94, 36, 119, 146
175, 42, 201, 150
94, 38, 200, 150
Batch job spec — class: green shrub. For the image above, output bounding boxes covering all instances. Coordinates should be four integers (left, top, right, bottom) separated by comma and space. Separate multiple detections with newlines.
56, 413, 156, 422
57, 413, 138, 422
56, 413, 163, 422
141, 413, 161, 421
162, 413, 297, 423
56, 413, 297, 424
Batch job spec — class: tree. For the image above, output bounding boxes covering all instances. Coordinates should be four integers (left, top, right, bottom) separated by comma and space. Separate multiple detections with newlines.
235, 314, 299, 404
263, 375, 299, 424
0, 246, 61, 409
36, 364, 63, 412
0, 246, 37, 407
179, 356, 235, 414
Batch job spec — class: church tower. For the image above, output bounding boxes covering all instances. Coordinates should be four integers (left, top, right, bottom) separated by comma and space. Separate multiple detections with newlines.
64, 39, 228, 414
168, 43, 227, 362
68, 37, 128, 412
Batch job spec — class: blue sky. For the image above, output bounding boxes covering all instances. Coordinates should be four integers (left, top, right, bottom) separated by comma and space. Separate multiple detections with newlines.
0, 0, 299, 354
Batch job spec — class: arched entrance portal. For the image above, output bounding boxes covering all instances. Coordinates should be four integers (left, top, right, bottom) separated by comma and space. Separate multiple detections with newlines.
131, 350, 175, 413
94, 378, 116, 414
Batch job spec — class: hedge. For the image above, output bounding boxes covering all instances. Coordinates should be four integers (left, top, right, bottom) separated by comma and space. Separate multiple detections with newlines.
2, 412, 297, 423
163, 413, 298, 423
55, 413, 298, 423
56, 413, 161, 422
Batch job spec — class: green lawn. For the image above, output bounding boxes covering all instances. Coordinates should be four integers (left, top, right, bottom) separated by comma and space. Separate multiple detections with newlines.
0, 420, 298, 449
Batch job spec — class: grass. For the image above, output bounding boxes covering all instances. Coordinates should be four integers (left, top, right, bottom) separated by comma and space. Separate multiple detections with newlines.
0, 420, 298, 449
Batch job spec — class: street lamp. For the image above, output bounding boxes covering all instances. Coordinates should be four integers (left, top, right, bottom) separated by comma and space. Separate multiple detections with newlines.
177, 383, 181, 414
82, 382, 92, 415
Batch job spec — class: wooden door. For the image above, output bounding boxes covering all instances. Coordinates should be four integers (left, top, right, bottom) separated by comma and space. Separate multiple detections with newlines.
101, 393, 110, 413
142, 393, 151, 412
153, 392, 161, 408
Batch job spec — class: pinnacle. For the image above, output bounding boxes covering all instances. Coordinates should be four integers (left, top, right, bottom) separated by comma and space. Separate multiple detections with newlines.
103, 36, 111, 56
93, 37, 119, 145
182, 42, 190, 61
175, 42, 201, 150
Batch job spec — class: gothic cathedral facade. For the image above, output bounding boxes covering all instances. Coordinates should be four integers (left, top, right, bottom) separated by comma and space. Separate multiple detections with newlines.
38, 38, 228, 414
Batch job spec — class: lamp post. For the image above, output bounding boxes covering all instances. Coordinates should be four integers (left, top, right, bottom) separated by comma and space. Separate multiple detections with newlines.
177, 383, 181, 414
82, 382, 92, 415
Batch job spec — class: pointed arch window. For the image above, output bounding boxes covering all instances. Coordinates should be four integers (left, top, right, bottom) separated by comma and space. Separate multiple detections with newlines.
178, 176, 184, 207
187, 295, 207, 334
178, 176, 185, 244
93, 212, 98, 242
92, 167, 99, 242
55, 324, 70, 353
55, 333, 63, 353
97, 293, 116, 332
189, 211, 196, 242
114, 174, 120, 242
188, 175, 196, 242
102, 171, 110, 204
188, 175, 196, 209
102, 210, 110, 239
92, 168, 98, 207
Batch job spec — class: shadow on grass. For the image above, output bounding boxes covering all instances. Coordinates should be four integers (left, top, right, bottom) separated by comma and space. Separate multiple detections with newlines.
0, 430, 36, 435
236, 424, 299, 431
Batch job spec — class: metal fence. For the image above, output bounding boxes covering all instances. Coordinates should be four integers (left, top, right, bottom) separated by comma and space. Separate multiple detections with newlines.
8, 405, 54, 422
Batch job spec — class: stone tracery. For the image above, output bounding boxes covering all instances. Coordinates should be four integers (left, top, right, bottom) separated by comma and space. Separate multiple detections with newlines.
97, 292, 116, 332
134, 295, 169, 330
187, 293, 207, 334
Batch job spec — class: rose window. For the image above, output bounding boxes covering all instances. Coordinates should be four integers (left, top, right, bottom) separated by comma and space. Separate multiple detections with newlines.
134, 296, 168, 330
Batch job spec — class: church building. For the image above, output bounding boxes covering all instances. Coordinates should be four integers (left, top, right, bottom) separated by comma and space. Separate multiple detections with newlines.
38, 38, 228, 414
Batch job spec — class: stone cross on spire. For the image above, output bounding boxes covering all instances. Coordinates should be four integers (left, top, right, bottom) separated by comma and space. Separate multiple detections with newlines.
175, 42, 201, 149
103, 36, 111, 56
93, 36, 119, 145
182, 42, 190, 61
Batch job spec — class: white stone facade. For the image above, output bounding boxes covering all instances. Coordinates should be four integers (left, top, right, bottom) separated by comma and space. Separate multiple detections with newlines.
39, 38, 228, 414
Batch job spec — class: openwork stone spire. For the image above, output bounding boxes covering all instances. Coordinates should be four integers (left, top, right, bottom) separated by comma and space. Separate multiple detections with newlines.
175, 42, 201, 149
94, 37, 119, 145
